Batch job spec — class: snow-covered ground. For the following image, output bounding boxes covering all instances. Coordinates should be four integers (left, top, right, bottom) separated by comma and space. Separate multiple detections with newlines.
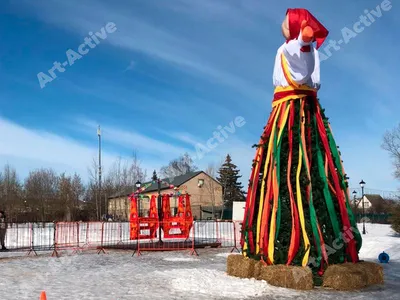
0, 223, 399, 300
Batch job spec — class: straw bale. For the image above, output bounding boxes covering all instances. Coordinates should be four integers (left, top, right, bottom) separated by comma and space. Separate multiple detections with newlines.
357, 261, 384, 286
226, 254, 256, 278
257, 264, 314, 290
253, 261, 263, 279
323, 262, 384, 291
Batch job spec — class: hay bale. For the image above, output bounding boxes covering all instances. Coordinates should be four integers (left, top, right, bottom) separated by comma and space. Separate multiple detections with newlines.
257, 264, 314, 290
226, 254, 256, 278
253, 261, 263, 279
357, 261, 384, 286
323, 262, 384, 291
323, 263, 366, 290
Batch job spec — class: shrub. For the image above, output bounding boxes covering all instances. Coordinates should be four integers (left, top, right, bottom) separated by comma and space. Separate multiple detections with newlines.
389, 204, 400, 234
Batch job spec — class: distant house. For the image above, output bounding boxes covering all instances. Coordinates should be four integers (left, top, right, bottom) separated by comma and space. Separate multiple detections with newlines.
107, 171, 223, 221
353, 194, 395, 214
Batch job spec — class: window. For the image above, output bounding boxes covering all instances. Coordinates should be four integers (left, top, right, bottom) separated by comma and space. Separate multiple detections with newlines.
198, 179, 204, 187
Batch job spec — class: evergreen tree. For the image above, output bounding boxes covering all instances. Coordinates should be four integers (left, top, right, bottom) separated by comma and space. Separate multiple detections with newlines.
217, 154, 245, 208
152, 170, 158, 181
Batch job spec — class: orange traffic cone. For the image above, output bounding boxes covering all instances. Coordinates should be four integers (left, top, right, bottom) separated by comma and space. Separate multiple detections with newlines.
40, 291, 47, 300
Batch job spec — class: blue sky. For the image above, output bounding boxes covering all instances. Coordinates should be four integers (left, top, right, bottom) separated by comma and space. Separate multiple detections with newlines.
0, 0, 399, 192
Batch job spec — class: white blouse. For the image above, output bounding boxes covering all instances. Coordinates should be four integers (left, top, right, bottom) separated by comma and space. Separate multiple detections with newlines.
272, 35, 321, 90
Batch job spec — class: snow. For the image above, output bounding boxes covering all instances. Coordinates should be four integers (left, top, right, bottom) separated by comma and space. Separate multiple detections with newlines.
358, 223, 400, 261
155, 268, 278, 299
163, 257, 199, 262
0, 223, 399, 299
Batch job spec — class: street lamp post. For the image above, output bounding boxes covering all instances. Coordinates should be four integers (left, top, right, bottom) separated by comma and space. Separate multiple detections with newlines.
157, 179, 163, 244
352, 190, 357, 211
136, 181, 141, 217
359, 180, 366, 234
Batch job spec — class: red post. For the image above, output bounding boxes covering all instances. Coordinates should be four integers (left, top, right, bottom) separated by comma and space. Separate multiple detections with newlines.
190, 221, 198, 256
83, 222, 89, 248
72, 222, 80, 254
230, 221, 240, 253
27, 223, 37, 256
97, 222, 106, 254
133, 219, 141, 256
216, 220, 221, 247
117, 223, 123, 245
51, 222, 59, 257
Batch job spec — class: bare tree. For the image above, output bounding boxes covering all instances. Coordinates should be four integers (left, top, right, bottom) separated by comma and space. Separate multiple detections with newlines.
102, 151, 148, 219
382, 124, 400, 180
160, 152, 198, 180
205, 163, 218, 218
24, 168, 59, 222
0, 164, 23, 221
87, 157, 100, 219
71, 174, 85, 220
56, 173, 85, 221
106, 151, 147, 193
58, 173, 72, 220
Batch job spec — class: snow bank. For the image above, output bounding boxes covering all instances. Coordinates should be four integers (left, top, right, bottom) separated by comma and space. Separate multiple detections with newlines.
357, 223, 400, 261
155, 268, 295, 299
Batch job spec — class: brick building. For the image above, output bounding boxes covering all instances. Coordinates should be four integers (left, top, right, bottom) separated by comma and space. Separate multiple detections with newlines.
107, 171, 223, 220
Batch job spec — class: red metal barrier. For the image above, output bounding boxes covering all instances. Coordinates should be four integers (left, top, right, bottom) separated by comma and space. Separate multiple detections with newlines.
130, 195, 159, 240
133, 220, 196, 256
1, 220, 241, 259
52, 222, 80, 257
162, 194, 193, 239
3, 223, 53, 255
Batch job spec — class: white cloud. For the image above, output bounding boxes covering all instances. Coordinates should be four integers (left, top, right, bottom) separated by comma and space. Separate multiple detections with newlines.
74, 118, 190, 158
163, 128, 254, 185
0, 117, 159, 181
5, 0, 399, 192
12, 0, 271, 104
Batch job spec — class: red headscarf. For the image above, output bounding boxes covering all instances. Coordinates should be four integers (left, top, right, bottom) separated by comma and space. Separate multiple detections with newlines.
286, 8, 329, 49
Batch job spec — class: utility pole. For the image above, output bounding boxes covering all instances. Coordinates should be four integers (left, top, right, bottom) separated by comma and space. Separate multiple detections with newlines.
98, 125, 102, 220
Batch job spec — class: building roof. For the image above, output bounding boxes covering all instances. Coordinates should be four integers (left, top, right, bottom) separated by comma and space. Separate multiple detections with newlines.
366, 194, 399, 207
108, 171, 206, 199
365, 194, 384, 207
355, 194, 397, 209
143, 171, 204, 193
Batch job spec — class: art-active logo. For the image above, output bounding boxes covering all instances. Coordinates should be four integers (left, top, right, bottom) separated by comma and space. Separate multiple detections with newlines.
37, 22, 117, 89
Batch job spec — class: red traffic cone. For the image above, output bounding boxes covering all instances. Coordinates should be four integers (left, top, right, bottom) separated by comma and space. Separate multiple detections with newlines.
40, 291, 47, 300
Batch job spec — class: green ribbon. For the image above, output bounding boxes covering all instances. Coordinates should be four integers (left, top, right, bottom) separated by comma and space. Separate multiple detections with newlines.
299, 115, 322, 267
313, 114, 343, 263
323, 118, 362, 253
